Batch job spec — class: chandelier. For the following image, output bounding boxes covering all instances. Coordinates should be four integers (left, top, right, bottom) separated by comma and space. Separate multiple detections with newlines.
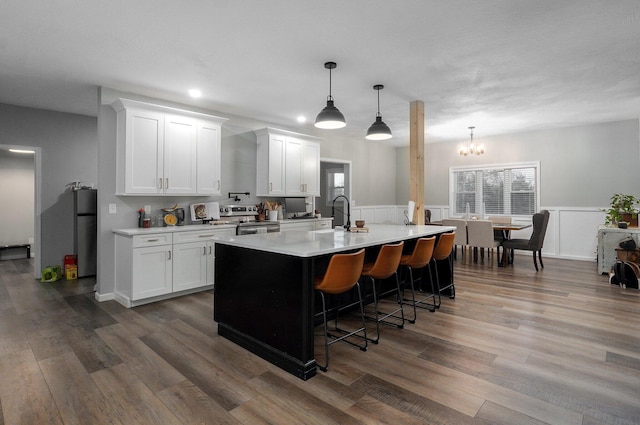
458, 126, 485, 156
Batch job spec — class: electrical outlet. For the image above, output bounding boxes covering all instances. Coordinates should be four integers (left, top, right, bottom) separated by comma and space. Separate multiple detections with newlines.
28, 237, 34, 244
144, 205, 151, 215
109, 203, 117, 214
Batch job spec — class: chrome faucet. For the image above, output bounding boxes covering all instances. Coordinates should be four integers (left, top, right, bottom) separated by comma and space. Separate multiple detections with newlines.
331, 195, 351, 230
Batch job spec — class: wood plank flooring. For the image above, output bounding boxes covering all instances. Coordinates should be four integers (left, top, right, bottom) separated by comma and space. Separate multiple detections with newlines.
1, 255, 639, 424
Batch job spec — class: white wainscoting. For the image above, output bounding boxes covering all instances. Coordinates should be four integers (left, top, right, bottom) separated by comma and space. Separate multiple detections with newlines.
351, 205, 605, 263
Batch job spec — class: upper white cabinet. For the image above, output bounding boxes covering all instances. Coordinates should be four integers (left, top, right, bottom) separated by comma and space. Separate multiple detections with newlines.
255, 128, 321, 197
112, 99, 227, 196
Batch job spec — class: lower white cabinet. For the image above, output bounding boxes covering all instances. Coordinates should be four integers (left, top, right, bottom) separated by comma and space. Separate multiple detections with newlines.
114, 227, 235, 307
131, 243, 173, 300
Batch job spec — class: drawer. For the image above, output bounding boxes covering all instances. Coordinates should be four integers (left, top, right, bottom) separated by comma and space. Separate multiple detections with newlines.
132, 233, 172, 248
315, 221, 331, 229
173, 228, 236, 244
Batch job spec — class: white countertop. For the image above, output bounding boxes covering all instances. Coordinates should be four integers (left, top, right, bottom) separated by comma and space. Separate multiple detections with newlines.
214, 224, 456, 257
113, 223, 237, 236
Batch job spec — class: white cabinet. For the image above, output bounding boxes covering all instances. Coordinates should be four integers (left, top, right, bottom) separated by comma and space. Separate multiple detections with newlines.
172, 228, 235, 291
112, 98, 227, 196
196, 120, 222, 195
314, 219, 333, 230
255, 128, 321, 197
115, 233, 173, 303
114, 226, 235, 307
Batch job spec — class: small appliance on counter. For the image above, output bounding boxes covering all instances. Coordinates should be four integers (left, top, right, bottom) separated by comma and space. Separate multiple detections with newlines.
162, 204, 185, 226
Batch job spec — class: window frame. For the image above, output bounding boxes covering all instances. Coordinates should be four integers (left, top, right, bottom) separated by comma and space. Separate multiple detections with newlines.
448, 161, 540, 219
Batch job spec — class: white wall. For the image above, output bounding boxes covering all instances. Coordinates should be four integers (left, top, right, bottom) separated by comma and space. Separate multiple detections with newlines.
396, 119, 640, 207
0, 103, 97, 270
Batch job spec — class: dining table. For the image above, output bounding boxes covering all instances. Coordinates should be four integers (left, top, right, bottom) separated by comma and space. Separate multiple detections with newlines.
431, 220, 532, 266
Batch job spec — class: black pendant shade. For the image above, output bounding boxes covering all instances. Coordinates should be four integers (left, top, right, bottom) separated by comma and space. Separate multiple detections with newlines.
315, 62, 346, 129
366, 84, 392, 140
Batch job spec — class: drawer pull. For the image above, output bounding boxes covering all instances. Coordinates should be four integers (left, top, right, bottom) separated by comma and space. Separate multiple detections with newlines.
147, 238, 159, 242
199, 234, 215, 238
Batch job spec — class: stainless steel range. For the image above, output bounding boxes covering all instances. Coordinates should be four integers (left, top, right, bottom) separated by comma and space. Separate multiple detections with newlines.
219, 204, 280, 235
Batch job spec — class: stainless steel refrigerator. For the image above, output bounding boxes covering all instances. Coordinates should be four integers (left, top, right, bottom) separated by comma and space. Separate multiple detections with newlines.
74, 188, 97, 277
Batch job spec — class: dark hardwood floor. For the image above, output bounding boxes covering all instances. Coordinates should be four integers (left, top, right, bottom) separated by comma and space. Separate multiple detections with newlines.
1, 254, 639, 424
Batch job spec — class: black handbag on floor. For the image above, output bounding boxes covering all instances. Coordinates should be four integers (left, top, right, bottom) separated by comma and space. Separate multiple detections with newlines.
611, 261, 640, 289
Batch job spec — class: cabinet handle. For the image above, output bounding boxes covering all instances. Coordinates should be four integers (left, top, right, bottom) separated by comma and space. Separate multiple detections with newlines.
166, 178, 169, 189
270, 182, 273, 192
209, 246, 212, 255
168, 250, 171, 260
159, 178, 163, 189
203, 247, 206, 255
199, 234, 214, 238
147, 238, 159, 242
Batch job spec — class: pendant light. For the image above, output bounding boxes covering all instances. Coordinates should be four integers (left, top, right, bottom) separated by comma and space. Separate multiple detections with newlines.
314, 61, 346, 129
366, 84, 392, 140
457, 126, 485, 156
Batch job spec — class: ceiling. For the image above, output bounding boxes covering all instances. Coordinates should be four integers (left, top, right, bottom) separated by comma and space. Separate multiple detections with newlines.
1, 0, 639, 147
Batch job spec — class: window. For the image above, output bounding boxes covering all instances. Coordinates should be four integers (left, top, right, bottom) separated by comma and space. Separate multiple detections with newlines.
326, 169, 345, 205
449, 162, 539, 217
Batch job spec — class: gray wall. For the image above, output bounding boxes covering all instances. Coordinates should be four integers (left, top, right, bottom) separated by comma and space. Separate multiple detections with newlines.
396, 119, 640, 208
0, 103, 97, 270
0, 149, 34, 254
96, 87, 398, 296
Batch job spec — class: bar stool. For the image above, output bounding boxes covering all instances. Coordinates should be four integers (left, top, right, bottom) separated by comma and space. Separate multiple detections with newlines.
399, 236, 437, 322
314, 249, 367, 372
361, 241, 404, 344
431, 232, 456, 308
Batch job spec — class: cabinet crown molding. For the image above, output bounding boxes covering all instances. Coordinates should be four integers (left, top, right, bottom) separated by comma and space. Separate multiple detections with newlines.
111, 98, 228, 124
255, 127, 323, 143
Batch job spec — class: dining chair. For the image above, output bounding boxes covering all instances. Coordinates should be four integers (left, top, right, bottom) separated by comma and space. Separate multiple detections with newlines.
361, 242, 405, 344
399, 236, 437, 322
431, 232, 456, 308
467, 220, 501, 267
424, 209, 432, 224
502, 210, 550, 271
314, 249, 367, 371
442, 219, 467, 261
488, 215, 512, 261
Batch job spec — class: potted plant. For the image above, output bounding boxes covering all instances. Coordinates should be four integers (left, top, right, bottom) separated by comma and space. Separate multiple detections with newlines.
604, 193, 639, 227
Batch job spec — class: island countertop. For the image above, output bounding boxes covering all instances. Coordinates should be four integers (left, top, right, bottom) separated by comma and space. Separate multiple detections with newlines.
214, 224, 456, 257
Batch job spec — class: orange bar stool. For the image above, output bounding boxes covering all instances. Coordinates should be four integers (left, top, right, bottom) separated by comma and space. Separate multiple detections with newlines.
399, 236, 437, 322
431, 232, 456, 308
314, 249, 367, 372
361, 241, 405, 344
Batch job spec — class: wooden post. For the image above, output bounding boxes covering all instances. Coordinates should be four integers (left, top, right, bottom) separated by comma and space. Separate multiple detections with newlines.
409, 101, 425, 225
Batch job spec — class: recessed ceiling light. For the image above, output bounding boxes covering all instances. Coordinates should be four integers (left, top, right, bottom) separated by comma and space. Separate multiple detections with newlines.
188, 89, 202, 98
297, 115, 306, 123
9, 149, 34, 154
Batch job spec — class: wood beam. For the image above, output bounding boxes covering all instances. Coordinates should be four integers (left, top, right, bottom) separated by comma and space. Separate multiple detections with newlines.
409, 101, 425, 225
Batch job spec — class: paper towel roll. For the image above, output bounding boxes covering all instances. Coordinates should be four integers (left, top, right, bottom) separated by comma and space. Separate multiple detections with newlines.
408, 201, 415, 223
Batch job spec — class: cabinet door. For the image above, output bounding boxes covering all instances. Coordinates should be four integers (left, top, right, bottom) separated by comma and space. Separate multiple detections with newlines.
173, 241, 208, 292
125, 109, 164, 194
267, 135, 286, 195
132, 245, 172, 299
206, 240, 215, 286
164, 114, 197, 194
302, 141, 320, 196
285, 138, 304, 195
196, 120, 222, 195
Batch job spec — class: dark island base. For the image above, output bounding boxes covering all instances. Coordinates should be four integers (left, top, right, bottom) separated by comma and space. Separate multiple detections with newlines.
214, 235, 453, 380
218, 322, 317, 380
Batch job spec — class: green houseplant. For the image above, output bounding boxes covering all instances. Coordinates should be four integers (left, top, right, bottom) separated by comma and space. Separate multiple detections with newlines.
604, 193, 639, 226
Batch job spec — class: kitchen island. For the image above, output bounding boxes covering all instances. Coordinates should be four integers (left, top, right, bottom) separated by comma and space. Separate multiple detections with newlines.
213, 224, 455, 380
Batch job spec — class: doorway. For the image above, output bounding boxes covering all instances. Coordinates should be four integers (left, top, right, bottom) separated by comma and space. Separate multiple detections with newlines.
0, 145, 41, 277
317, 159, 352, 228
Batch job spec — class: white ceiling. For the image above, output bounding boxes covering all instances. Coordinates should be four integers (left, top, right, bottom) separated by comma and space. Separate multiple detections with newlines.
2, 1, 639, 146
